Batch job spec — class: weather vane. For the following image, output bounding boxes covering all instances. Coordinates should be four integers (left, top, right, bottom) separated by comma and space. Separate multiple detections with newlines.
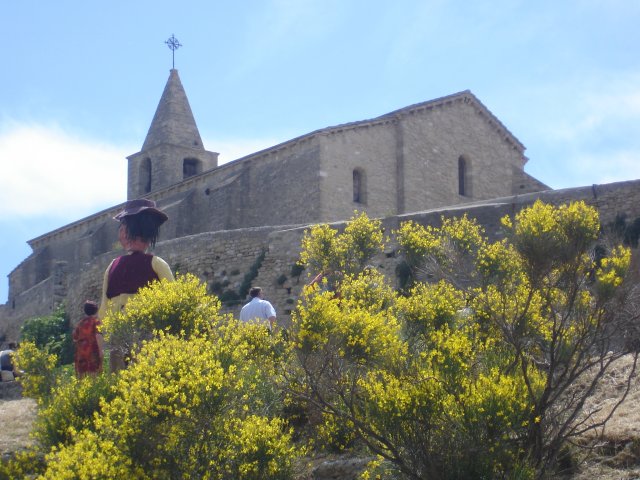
165, 34, 182, 69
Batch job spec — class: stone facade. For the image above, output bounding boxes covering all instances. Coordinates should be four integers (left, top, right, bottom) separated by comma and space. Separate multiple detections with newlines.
61, 178, 640, 335
5, 67, 608, 348
3, 177, 639, 347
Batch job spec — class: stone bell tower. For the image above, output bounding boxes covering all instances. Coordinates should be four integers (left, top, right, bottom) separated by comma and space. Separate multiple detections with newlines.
126, 69, 218, 199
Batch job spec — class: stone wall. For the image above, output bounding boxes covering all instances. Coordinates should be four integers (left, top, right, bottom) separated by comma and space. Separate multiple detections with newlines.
316, 94, 533, 224
319, 121, 399, 221
1, 276, 55, 344
3, 179, 640, 347
188, 137, 323, 232
63, 225, 296, 326
400, 98, 526, 211
127, 145, 218, 200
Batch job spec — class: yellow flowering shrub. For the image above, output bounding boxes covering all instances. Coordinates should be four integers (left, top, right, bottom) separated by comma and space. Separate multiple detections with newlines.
294, 270, 406, 368
336, 211, 385, 273
291, 288, 341, 354
299, 223, 340, 275
40, 277, 302, 479
476, 240, 524, 287
34, 373, 116, 449
396, 214, 486, 287
298, 211, 384, 279
101, 273, 225, 358
0, 449, 46, 479
396, 280, 465, 336
217, 415, 298, 480
338, 269, 396, 314
18, 201, 635, 480
13, 340, 58, 402
596, 244, 631, 299
289, 200, 638, 479
396, 220, 440, 265
43, 330, 300, 478
42, 429, 144, 479
507, 200, 600, 274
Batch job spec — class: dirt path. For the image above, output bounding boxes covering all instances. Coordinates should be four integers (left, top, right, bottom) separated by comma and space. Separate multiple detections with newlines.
0, 397, 37, 456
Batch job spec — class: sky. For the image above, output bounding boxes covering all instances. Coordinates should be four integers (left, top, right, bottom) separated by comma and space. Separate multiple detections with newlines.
1, 0, 639, 303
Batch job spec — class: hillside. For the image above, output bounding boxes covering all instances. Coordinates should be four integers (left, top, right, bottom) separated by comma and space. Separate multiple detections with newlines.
1, 357, 639, 479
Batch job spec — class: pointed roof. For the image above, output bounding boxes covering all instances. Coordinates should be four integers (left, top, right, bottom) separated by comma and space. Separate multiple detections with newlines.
142, 69, 205, 151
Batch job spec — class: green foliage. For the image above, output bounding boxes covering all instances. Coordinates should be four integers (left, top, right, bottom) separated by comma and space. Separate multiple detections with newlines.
219, 289, 242, 305
239, 250, 266, 300
209, 280, 224, 295
13, 341, 58, 402
20, 304, 73, 365
395, 260, 412, 291
289, 200, 639, 479
316, 413, 357, 452
290, 263, 305, 278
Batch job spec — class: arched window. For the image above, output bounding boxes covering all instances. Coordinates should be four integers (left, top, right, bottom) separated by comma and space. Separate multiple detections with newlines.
141, 157, 152, 194
353, 168, 366, 204
183, 158, 201, 179
458, 156, 467, 196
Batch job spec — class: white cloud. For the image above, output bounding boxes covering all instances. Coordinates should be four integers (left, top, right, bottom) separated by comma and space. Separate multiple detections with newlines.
521, 72, 640, 190
0, 122, 282, 220
534, 147, 640, 190
543, 74, 640, 143
0, 123, 130, 218
572, 150, 640, 185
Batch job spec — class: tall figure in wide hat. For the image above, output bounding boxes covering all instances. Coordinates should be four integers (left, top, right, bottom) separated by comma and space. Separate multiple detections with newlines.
98, 199, 174, 372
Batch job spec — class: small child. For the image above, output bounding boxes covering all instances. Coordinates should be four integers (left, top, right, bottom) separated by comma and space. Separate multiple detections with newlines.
72, 301, 103, 377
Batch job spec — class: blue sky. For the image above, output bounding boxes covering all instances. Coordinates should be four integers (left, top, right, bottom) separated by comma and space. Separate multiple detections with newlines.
1, 0, 639, 303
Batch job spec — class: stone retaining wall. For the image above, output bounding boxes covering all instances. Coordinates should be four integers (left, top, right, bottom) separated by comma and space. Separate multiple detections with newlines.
2, 179, 640, 346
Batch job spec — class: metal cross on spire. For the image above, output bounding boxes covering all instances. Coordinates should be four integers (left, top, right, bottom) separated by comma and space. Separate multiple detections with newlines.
165, 34, 182, 69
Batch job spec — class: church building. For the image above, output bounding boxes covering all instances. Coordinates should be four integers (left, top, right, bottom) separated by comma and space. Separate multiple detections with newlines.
0, 68, 555, 345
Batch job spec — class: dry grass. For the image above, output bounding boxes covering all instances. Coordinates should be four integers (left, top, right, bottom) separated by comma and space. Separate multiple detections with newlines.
567, 354, 640, 479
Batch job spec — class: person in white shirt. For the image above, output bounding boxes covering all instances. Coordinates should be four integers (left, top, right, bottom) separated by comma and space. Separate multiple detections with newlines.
239, 287, 276, 330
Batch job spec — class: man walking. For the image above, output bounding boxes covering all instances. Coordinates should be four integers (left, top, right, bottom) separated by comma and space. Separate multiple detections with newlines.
239, 287, 276, 330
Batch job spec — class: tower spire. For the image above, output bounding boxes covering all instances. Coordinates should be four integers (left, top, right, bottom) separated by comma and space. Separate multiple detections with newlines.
141, 69, 203, 151
127, 67, 219, 199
